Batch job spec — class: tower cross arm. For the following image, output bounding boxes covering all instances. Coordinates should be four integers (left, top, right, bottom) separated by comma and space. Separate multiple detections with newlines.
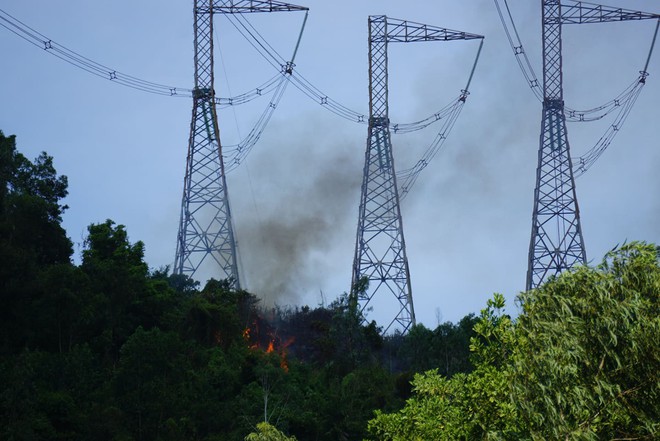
559, 1, 659, 25
200, 0, 308, 14
376, 17, 483, 43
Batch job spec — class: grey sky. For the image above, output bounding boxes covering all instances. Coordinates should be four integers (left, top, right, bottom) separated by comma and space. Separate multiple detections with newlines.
1, 0, 658, 328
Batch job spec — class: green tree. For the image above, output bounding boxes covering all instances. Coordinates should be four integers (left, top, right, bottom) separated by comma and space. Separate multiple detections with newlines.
29, 263, 89, 353
0, 345, 102, 441
434, 313, 477, 376
326, 286, 384, 375
0, 131, 70, 263
336, 366, 398, 440
113, 326, 198, 441
368, 294, 517, 440
80, 220, 152, 360
394, 324, 435, 373
245, 422, 297, 441
368, 243, 660, 440
183, 279, 259, 349
0, 131, 72, 354
512, 242, 660, 439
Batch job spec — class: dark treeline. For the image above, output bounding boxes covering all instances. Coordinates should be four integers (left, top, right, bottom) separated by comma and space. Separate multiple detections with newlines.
0, 131, 477, 441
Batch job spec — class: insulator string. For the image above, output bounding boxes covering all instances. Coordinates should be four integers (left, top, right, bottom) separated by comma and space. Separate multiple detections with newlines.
573, 74, 647, 177
397, 99, 466, 199
494, 0, 544, 101
565, 76, 644, 122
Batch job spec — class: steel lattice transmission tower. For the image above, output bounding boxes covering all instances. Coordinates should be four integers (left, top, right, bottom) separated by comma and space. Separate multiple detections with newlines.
527, 0, 660, 290
174, 0, 307, 286
352, 15, 483, 334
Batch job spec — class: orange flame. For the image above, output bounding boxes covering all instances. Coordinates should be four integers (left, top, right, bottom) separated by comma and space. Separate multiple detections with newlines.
242, 320, 294, 373
280, 353, 289, 373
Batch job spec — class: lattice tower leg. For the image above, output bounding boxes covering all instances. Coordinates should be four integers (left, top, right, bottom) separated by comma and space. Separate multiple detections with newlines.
174, 0, 240, 288
527, 0, 586, 290
352, 16, 415, 334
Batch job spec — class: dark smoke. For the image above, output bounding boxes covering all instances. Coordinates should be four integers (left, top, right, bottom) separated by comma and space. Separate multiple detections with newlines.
231, 117, 363, 306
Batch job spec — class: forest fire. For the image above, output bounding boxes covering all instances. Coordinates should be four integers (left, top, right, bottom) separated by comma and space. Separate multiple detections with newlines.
242, 327, 259, 349
243, 318, 295, 373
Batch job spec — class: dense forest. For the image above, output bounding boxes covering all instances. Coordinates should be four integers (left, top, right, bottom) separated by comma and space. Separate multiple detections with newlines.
1, 130, 658, 440
0, 130, 476, 440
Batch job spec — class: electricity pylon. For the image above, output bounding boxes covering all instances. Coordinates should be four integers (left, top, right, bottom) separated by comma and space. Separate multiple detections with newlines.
174, 0, 307, 286
527, 0, 659, 290
352, 15, 483, 334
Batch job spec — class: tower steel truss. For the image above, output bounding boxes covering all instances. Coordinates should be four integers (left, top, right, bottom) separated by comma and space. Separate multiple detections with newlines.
175, 0, 307, 286
353, 15, 483, 334
527, 0, 659, 290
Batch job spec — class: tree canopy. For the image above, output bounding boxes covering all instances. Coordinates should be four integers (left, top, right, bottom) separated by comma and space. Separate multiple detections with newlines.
3, 130, 657, 440
245, 422, 297, 441
368, 242, 660, 440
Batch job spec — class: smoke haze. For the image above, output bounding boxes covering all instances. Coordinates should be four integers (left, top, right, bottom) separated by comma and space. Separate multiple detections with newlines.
231, 116, 363, 306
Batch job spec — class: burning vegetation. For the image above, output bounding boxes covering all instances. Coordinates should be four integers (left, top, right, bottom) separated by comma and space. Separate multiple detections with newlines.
242, 317, 295, 372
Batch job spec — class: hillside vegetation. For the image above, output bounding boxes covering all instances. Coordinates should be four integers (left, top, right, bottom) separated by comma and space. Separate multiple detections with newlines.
1, 131, 657, 440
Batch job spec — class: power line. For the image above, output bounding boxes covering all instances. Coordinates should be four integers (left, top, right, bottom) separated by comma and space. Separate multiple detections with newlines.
0, 7, 192, 96
0, 6, 284, 105
2, 4, 484, 191
493, 0, 657, 176
1, 6, 474, 135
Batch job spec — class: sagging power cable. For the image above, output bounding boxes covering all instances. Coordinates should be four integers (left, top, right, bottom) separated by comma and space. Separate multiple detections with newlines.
0, 7, 281, 106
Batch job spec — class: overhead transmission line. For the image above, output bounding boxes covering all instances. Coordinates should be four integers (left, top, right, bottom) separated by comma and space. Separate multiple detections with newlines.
223, 8, 486, 196
0, 6, 282, 106
493, 0, 659, 176
218, 10, 302, 172
575, 18, 659, 177
0, 7, 191, 96
0, 3, 460, 133
397, 39, 484, 200
1, 5, 483, 195
0, 5, 303, 171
